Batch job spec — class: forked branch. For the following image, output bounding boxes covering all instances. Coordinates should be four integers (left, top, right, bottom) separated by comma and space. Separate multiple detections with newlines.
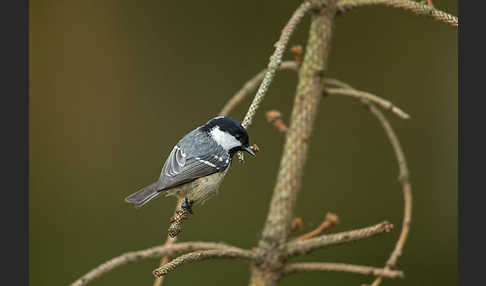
70, 242, 244, 286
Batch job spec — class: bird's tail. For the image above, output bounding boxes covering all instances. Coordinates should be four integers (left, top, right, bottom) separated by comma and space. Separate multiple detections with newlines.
124, 181, 161, 208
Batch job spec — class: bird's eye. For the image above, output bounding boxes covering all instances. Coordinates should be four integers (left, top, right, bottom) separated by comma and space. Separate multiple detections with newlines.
235, 134, 241, 140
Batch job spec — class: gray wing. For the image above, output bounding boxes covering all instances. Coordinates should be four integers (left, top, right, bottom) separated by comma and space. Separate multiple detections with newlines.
156, 134, 231, 191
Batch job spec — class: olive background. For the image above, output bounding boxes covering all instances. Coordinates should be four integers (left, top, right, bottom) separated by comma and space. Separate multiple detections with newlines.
30, 1, 457, 285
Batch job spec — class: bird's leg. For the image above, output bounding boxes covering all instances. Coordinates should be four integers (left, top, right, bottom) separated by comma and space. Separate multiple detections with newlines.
181, 197, 194, 214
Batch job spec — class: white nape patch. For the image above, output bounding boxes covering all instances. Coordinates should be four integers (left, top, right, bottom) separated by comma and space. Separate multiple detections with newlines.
195, 157, 217, 168
210, 126, 242, 150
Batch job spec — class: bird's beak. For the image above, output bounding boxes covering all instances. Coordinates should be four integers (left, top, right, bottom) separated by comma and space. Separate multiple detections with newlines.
243, 145, 256, 156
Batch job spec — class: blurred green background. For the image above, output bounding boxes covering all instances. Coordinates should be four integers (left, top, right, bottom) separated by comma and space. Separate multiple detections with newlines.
29, 1, 457, 285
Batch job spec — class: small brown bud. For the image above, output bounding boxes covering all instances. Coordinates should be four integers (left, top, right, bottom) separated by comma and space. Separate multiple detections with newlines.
265, 110, 288, 133
290, 217, 304, 233
290, 45, 304, 67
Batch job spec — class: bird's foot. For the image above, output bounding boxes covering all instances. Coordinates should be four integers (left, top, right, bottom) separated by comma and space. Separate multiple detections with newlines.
181, 197, 194, 214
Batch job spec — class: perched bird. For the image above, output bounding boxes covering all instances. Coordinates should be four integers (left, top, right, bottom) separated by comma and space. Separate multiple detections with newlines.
124, 116, 255, 213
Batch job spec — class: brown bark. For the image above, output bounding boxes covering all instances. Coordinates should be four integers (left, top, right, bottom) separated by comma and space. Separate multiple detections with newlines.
248, 1, 338, 285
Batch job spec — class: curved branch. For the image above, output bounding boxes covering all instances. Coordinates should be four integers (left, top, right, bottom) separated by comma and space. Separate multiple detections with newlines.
324, 87, 410, 119
70, 242, 243, 286
237, 1, 316, 162
285, 221, 394, 257
316, 79, 413, 286
153, 249, 257, 277
282, 262, 404, 279
239, 1, 313, 129
219, 61, 298, 117
362, 101, 412, 286
336, 0, 458, 27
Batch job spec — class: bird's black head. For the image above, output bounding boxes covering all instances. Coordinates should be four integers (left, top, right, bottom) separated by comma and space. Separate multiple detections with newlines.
201, 116, 255, 156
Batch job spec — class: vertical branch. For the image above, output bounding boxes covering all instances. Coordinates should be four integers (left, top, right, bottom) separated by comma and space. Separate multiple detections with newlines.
250, 1, 338, 285
259, 0, 337, 248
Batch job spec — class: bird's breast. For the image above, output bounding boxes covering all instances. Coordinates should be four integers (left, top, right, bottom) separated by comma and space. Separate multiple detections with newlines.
164, 169, 228, 206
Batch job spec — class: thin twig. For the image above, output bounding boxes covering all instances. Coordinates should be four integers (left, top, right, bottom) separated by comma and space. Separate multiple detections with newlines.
323, 78, 353, 89
219, 61, 298, 117
361, 101, 412, 286
285, 221, 394, 257
70, 242, 244, 286
294, 212, 339, 241
237, 1, 316, 162
316, 79, 413, 286
282, 262, 404, 279
153, 249, 257, 277
336, 0, 458, 27
239, 1, 313, 128
324, 87, 410, 119
153, 197, 184, 286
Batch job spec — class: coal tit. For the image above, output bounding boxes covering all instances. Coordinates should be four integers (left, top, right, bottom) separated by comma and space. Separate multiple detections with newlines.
124, 116, 255, 211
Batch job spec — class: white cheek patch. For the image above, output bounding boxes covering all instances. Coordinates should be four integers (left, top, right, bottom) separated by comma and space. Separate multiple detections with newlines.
210, 126, 242, 150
